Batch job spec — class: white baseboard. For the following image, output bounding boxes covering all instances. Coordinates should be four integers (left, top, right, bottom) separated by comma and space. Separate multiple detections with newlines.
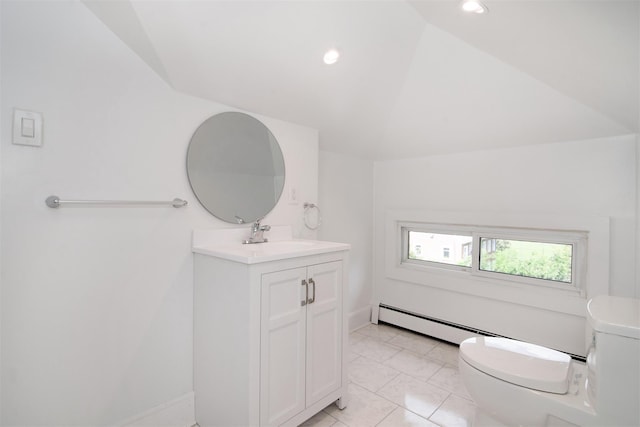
378, 306, 475, 345
348, 305, 371, 332
370, 301, 380, 324
117, 392, 195, 427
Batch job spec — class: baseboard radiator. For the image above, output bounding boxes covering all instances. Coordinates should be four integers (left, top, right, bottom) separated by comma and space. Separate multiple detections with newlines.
378, 304, 585, 361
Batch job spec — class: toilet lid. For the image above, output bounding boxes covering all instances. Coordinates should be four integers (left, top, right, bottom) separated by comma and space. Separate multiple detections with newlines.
587, 295, 640, 339
459, 337, 572, 394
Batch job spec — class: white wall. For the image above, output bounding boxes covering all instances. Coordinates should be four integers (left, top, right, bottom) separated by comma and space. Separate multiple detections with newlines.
373, 135, 637, 354
318, 151, 373, 331
0, 1, 318, 425
0, 0, 3, 421
637, 134, 640, 298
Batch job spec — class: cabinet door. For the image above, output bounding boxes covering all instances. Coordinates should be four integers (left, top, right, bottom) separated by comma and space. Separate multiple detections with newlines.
260, 267, 307, 426
306, 261, 343, 406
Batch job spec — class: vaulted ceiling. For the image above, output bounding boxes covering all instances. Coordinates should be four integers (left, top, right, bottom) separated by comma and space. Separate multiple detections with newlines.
84, 0, 639, 160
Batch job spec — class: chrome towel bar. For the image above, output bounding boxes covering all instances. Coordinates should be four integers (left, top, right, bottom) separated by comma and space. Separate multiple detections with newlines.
45, 195, 188, 209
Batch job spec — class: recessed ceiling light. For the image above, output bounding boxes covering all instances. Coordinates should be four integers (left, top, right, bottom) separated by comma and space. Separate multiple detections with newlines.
323, 49, 340, 65
461, 0, 488, 14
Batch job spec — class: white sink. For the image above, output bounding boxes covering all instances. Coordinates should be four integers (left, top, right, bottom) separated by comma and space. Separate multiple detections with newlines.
192, 227, 349, 264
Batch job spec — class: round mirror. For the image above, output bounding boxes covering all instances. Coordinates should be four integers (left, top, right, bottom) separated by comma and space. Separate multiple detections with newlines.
186, 112, 285, 224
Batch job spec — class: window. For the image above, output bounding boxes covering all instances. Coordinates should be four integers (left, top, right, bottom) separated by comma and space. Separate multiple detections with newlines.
478, 238, 573, 284
401, 223, 585, 292
405, 229, 472, 270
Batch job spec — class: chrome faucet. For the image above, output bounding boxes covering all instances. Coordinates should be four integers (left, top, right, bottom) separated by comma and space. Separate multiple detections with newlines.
243, 219, 271, 244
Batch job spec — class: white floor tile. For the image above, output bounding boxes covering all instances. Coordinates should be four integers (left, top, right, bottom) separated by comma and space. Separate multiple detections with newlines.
377, 373, 451, 420
348, 356, 400, 392
349, 331, 366, 344
377, 407, 440, 427
354, 323, 401, 342
428, 365, 472, 400
347, 351, 360, 363
429, 394, 477, 427
350, 336, 402, 363
388, 332, 439, 355
347, 332, 367, 363
426, 343, 460, 366
300, 410, 339, 427
383, 349, 443, 382
324, 383, 397, 427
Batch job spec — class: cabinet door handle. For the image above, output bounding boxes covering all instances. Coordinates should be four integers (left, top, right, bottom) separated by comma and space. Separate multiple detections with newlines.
308, 278, 316, 304
301, 279, 308, 306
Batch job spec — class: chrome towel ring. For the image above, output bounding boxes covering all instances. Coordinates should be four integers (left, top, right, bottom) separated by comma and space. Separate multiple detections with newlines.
303, 202, 322, 230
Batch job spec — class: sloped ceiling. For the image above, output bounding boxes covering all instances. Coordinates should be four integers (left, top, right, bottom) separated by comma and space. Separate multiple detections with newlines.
84, 0, 640, 160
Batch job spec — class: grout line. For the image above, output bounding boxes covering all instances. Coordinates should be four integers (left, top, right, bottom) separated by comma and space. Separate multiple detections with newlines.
372, 369, 401, 393
426, 391, 453, 425
373, 406, 398, 426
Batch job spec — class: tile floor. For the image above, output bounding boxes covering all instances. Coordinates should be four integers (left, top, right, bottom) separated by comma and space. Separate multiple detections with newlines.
301, 323, 477, 427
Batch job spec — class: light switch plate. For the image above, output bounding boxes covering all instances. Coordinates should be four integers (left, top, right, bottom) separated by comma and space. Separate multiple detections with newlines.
13, 109, 43, 147
288, 186, 300, 205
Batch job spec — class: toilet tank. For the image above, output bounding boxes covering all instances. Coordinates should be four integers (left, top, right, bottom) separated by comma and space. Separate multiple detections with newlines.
586, 295, 640, 426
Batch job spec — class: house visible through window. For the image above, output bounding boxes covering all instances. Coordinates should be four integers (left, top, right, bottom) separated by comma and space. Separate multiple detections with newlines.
407, 230, 472, 268
462, 242, 472, 258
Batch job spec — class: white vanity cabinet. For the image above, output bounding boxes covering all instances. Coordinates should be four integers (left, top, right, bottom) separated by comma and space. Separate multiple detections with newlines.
193, 232, 349, 427
261, 261, 343, 426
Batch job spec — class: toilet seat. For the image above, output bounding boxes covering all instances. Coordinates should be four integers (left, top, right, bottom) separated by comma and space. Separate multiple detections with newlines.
459, 337, 572, 394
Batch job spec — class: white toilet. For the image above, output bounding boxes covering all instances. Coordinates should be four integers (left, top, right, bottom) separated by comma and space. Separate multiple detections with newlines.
458, 295, 640, 427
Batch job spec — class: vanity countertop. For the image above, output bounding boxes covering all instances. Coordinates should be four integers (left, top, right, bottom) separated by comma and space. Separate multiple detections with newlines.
192, 226, 350, 264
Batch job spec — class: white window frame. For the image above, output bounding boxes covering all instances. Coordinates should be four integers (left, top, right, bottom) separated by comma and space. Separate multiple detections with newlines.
400, 222, 587, 295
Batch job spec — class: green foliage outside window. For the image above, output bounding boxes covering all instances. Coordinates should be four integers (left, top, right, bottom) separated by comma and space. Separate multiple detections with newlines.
479, 239, 572, 283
